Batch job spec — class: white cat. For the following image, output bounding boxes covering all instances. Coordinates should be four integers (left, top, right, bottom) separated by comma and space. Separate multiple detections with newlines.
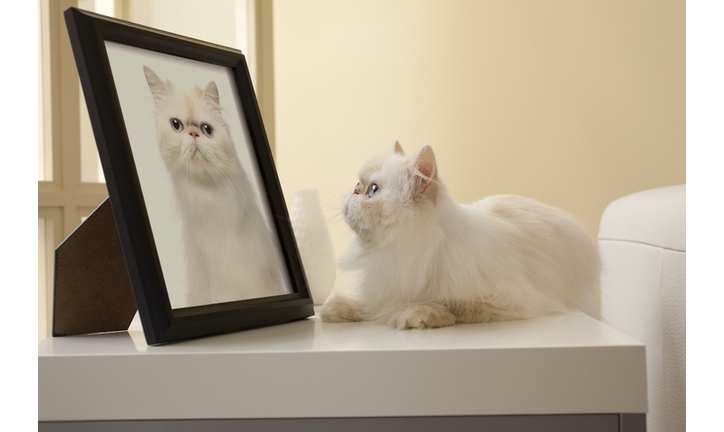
143, 66, 287, 307
320, 142, 600, 329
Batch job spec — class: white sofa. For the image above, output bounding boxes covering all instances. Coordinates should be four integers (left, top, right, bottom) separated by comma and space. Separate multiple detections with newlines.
598, 184, 686, 432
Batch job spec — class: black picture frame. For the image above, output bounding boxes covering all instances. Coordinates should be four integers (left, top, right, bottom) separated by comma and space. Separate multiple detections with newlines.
64, 7, 314, 345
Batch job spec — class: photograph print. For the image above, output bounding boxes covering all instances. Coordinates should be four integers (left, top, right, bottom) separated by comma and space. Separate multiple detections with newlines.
104, 41, 292, 309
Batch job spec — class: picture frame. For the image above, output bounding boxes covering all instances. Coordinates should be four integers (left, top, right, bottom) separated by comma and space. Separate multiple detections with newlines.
64, 7, 314, 345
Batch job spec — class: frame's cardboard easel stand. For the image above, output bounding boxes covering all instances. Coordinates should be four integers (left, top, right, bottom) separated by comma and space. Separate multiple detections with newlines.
52, 198, 138, 337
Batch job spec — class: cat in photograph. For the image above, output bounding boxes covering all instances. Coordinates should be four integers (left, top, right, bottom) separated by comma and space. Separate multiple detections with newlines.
320, 142, 600, 329
143, 66, 287, 307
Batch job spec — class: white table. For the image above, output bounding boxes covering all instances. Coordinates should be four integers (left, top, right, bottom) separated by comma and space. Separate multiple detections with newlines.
38, 311, 647, 431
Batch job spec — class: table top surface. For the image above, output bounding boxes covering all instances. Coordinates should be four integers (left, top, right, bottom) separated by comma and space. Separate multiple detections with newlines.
39, 311, 647, 421
39, 311, 642, 357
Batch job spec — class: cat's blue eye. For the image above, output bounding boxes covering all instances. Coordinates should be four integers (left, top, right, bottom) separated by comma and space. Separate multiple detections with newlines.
201, 123, 214, 138
170, 118, 184, 133
368, 183, 380, 198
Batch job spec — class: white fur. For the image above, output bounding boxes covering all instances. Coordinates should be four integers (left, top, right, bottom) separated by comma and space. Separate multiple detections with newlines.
144, 66, 286, 307
321, 143, 600, 329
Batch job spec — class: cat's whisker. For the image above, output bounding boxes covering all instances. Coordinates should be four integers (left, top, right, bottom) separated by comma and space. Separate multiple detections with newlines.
168, 158, 185, 176
215, 164, 260, 222
327, 211, 345, 225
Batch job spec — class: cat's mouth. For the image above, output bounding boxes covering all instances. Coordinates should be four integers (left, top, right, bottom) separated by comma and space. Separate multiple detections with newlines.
342, 196, 364, 233
191, 144, 207, 161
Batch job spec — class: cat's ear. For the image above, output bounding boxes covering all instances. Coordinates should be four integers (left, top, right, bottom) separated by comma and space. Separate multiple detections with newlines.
202, 81, 220, 106
408, 145, 438, 200
390, 140, 405, 156
143, 66, 169, 105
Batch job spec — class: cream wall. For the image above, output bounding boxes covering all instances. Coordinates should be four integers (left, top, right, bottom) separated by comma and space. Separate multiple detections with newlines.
272, 0, 685, 267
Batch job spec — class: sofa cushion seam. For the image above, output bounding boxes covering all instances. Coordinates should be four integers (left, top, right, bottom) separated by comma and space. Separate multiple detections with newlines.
597, 238, 685, 253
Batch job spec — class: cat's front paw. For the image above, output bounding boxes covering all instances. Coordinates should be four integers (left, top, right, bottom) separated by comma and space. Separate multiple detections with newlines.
388, 303, 456, 330
319, 296, 363, 323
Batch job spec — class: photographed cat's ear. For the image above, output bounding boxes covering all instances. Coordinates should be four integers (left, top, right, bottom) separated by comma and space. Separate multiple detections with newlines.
390, 140, 405, 156
202, 81, 220, 106
409, 145, 438, 200
143, 66, 169, 106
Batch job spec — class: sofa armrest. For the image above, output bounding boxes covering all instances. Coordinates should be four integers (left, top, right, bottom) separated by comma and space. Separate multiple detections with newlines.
598, 184, 685, 432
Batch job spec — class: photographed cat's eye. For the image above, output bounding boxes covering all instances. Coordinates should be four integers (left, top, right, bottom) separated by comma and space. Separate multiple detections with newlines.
170, 118, 184, 132
368, 183, 380, 198
201, 123, 214, 138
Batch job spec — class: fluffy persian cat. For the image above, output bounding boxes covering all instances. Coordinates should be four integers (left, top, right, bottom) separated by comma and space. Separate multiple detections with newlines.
143, 66, 287, 307
320, 142, 600, 329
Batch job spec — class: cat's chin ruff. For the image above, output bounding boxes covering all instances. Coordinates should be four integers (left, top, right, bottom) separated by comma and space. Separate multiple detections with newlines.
168, 139, 243, 185
324, 144, 600, 328
343, 195, 438, 250
174, 162, 244, 189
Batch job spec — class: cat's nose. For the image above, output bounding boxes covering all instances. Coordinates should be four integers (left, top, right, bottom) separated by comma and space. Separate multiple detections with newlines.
189, 131, 199, 138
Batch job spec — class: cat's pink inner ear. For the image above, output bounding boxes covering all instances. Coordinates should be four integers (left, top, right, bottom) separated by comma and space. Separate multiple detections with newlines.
412, 145, 437, 184
203, 81, 220, 106
407, 146, 438, 201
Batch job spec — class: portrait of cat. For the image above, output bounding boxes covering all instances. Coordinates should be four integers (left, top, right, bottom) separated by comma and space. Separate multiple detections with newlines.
143, 66, 287, 307
320, 142, 601, 329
